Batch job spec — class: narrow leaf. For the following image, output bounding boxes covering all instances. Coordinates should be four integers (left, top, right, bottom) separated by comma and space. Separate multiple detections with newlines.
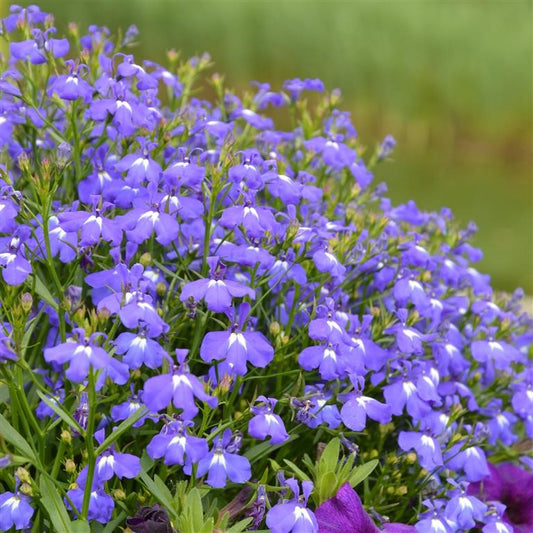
39, 476, 73, 532
0, 412, 36, 462
349, 459, 379, 487
283, 459, 311, 481
36, 390, 84, 436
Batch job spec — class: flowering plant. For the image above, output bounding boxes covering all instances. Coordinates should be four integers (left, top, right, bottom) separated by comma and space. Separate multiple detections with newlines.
0, 4, 532, 532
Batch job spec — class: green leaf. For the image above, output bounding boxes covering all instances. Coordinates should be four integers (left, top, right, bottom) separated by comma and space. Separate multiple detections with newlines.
33, 275, 58, 310
139, 469, 178, 520
101, 511, 127, 533
70, 520, 91, 533
227, 517, 254, 532
349, 459, 379, 487
0, 412, 36, 462
95, 406, 147, 455
36, 390, 84, 436
317, 471, 338, 503
319, 438, 340, 474
39, 476, 74, 532
283, 459, 311, 481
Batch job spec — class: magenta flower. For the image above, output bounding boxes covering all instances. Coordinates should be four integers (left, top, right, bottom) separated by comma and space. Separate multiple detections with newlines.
467, 462, 533, 533
315, 483, 415, 533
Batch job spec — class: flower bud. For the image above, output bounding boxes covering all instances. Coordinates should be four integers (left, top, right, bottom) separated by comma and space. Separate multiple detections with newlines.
20, 292, 33, 312
15, 467, 31, 484
114, 489, 126, 500
61, 430, 72, 445
19, 483, 33, 496
269, 321, 281, 336
156, 282, 167, 298
139, 252, 152, 267
64, 459, 76, 474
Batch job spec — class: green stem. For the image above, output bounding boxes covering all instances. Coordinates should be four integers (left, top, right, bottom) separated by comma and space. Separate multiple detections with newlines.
81, 370, 97, 520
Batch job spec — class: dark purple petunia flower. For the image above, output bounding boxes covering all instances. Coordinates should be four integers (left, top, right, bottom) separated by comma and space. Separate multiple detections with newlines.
315, 483, 415, 533
467, 462, 533, 533
126, 503, 176, 533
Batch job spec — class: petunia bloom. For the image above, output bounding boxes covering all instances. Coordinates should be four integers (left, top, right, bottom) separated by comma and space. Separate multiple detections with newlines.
315, 483, 415, 533
467, 462, 533, 533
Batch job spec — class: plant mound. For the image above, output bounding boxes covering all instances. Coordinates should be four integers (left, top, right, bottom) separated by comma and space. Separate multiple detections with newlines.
0, 5, 532, 533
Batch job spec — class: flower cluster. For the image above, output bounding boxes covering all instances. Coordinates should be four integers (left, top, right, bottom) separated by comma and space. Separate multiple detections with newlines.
0, 4, 531, 532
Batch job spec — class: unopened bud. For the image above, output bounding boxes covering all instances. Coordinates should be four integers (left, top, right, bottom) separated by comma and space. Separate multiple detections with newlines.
114, 489, 126, 500
269, 321, 281, 336
19, 482, 33, 496
21, 292, 33, 312
15, 467, 31, 484
61, 430, 72, 445
139, 252, 152, 267
17, 152, 29, 173
156, 282, 167, 298
64, 459, 76, 474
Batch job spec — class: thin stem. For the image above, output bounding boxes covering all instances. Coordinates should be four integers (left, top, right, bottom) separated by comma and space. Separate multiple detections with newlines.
81, 370, 97, 519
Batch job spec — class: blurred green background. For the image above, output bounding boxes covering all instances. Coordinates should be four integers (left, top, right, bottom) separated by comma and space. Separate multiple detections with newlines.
6, 0, 533, 292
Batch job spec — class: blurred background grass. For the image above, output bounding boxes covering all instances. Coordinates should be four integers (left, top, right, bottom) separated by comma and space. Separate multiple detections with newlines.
5, 0, 532, 292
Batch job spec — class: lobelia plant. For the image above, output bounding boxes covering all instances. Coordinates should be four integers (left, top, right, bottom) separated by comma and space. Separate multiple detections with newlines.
0, 3, 532, 532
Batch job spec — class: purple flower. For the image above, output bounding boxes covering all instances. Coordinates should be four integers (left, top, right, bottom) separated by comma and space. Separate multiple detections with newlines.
0, 490, 34, 531
126, 504, 176, 533
248, 396, 289, 444
194, 429, 251, 488
114, 330, 170, 370
266, 478, 318, 533
467, 462, 533, 533
10, 28, 69, 64
43, 329, 118, 383
398, 430, 443, 471
66, 486, 114, 524
142, 349, 218, 418
315, 484, 416, 533
283, 78, 324, 100
48, 60, 93, 101
0, 233, 32, 286
180, 257, 255, 313
147, 418, 208, 466
340, 376, 392, 432
315, 483, 380, 533
200, 304, 274, 376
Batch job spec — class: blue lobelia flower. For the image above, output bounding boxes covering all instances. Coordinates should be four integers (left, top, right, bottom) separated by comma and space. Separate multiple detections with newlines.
90, 428, 141, 483
180, 257, 256, 313
200, 303, 274, 377
339, 375, 392, 432
113, 329, 171, 370
147, 417, 208, 466
10, 28, 69, 64
266, 478, 318, 533
398, 430, 444, 471
0, 488, 34, 531
248, 396, 289, 445
193, 429, 251, 488
143, 349, 218, 418
47, 60, 94, 102
44, 329, 113, 383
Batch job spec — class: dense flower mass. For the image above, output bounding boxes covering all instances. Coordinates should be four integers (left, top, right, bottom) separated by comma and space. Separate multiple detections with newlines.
0, 4, 531, 532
